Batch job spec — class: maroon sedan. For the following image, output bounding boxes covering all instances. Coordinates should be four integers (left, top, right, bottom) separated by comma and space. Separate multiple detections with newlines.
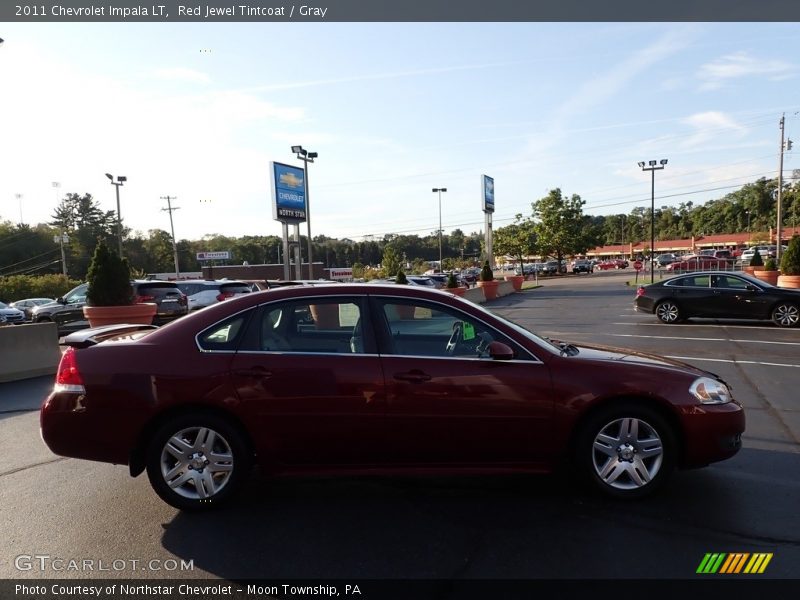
41, 284, 744, 510
666, 256, 730, 272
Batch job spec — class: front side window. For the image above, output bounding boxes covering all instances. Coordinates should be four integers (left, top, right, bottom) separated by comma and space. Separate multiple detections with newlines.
64, 284, 88, 304
376, 298, 519, 359
713, 275, 751, 290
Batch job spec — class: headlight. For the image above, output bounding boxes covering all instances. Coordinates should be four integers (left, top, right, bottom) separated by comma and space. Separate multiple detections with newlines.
689, 377, 732, 404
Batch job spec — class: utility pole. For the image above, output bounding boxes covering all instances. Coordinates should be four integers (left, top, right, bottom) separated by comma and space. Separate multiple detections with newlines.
776, 115, 794, 262
160, 195, 181, 279
777, 115, 785, 262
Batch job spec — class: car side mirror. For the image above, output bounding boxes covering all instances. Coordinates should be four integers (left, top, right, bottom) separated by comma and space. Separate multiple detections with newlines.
487, 341, 514, 360
57, 297, 66, 304
745, 284, 759, 292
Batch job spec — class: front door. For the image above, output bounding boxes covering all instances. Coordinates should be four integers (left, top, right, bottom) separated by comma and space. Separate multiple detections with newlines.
372, 296, 553, 466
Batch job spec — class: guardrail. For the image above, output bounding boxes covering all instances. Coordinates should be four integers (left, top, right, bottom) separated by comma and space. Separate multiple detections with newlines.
0, 322, 60, 383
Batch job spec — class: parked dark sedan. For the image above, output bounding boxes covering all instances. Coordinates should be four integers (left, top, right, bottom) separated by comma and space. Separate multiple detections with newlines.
33, 281, 188, 334
635, 271, 800, 327
41, 284, 744, 510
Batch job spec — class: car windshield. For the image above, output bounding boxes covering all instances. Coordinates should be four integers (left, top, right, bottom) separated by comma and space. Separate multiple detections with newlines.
468, 301, 562, 356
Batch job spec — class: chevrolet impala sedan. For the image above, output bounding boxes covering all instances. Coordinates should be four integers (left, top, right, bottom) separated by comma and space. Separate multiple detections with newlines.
41, 284, 744, 510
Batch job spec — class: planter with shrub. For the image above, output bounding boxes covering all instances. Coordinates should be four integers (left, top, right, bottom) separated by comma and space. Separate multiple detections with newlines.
753, 257, 779, 286
476, 261, 499, 300
82, 240, 156, 327
446, 272, 465, 296
778, 235, 800, 288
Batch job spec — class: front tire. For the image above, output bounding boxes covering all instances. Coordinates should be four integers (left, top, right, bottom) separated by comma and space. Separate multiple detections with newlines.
145, 413, 252, 510
655, 300, 681, 324
577, 404, 675, 499
772, 302, 799, 328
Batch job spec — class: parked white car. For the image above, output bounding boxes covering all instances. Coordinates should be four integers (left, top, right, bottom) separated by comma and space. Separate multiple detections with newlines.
175, 280, 251, 311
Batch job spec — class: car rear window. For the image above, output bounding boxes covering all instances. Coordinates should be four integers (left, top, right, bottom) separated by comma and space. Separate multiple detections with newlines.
134, 283, 182, 299
219, 283, 251, 294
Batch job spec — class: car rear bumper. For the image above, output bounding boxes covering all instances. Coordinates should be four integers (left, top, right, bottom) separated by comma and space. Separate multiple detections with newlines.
40, 390, 147, 466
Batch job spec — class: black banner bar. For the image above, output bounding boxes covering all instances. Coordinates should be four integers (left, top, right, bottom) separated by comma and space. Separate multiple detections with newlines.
2, 0, 800, 23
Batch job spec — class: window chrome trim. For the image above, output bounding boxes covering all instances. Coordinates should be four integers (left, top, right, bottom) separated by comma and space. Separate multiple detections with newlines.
236, 350, 382, 357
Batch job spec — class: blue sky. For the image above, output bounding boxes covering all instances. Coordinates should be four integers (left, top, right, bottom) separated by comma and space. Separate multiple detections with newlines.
0, 22, 798, 242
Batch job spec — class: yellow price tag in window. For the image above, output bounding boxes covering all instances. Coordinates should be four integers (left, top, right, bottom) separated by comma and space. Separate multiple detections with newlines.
462, 322, 476, 340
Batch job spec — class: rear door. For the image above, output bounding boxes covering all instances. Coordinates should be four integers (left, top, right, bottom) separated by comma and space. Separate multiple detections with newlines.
229, 295, 387, 466
666, 274, 716, 317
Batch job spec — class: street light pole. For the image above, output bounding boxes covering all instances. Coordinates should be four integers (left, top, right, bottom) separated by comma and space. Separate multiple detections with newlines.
291, 146, 318, 278
161, 195, 180, 279
638, 159, 668, 284
105, 173, 127, 256
432, 188, 447, 271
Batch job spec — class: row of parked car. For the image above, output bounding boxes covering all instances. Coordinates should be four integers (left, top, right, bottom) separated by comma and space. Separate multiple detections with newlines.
3, 279, 256, 335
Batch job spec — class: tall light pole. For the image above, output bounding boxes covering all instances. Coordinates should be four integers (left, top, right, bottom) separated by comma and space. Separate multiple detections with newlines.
161, 195, 180, 279
638, 159, 668, 284
14, 193, 23, 225
432, 187, 447, 271
291, 145, 317, 278
105, 173, 127, 256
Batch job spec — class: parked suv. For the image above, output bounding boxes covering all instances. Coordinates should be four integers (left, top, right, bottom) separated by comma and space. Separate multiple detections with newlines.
571, 259, 593, 274
176, 279, 252, 311
33, 281, 187, 334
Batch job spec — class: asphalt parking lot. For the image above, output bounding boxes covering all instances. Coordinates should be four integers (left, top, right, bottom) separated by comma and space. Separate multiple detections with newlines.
1, 270, 798, 584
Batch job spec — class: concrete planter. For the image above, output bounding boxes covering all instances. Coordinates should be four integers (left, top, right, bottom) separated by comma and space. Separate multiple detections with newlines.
83, 303, 156, 328
777, 274, 800, 288
477, 280, 499, 300
504, 275, 524, 291
446, 286, 466, 297
753, 270, 779, 286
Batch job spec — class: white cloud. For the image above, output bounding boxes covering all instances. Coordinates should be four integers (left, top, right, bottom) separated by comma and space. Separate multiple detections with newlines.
152, 67, 211, 84
697, 51, 795, 91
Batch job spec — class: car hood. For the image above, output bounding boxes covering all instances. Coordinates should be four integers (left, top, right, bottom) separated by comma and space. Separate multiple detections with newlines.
568, 343, 711, 378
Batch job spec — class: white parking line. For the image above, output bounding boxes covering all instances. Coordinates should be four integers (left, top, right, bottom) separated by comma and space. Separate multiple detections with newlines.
666, 356, 800, 369
613, 321, 791, 332
607, 333, 800, 346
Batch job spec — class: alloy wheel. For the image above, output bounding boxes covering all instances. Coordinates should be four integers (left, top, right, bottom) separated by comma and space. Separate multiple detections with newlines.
773, 303, 800, 328
656, 301, 680, 323
159, 426, 234, 500
591, 417, 664, 491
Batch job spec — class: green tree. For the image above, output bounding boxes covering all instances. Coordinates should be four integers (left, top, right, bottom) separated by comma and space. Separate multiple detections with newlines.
532, 189, 593, 265
493, 214, 537, 270
381, 246, 402, 278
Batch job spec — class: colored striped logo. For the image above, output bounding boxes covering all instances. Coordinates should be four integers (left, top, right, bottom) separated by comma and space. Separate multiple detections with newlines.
696, 553, 773, 574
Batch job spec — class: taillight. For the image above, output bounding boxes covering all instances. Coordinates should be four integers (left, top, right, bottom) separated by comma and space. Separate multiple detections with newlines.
636, 286, 646, 297
135, 294, 155, 303
55, 347, 86, 393
216, 292, 233, 302
179, 294, 187, 306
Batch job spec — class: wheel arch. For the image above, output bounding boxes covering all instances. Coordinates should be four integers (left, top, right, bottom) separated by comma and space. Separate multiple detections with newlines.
567, 395, 687, 467
769, 298, 800, 327
129, 404, 256, 477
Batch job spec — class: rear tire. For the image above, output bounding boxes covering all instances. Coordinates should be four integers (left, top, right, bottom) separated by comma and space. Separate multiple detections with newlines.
145, 413, 252, 510
655, 300, 681, 324
576, 404, 675, 499
771, 302, 799, 328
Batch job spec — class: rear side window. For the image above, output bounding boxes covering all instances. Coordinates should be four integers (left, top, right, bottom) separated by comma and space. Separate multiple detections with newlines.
197, 310, 253, 351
